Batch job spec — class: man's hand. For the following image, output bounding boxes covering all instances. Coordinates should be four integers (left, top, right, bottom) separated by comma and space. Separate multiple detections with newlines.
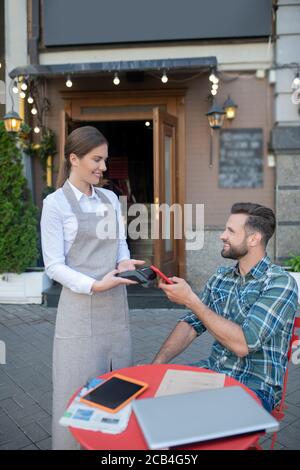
158, 277, 197, 307
117, 259, 145, 272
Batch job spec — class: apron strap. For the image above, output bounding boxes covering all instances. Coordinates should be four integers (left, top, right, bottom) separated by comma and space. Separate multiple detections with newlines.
62, 180, 84, 216
94, 187, 112, 205
94, 188, 120, 237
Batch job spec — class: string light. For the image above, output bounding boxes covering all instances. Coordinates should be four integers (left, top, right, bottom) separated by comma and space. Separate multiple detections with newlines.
20, 81, 28, 91
292, 73, 300, 89
19, 91, 26, 99
65, 75, 73, 88
27, 95, 34, 104
113, 72, 120, 85
12, 81, 19, 94
145, 121, 150, 127
209, 71, 219, 85
31, 107, 37, 115
161, 71, 168, 83
209, 68, 220, 96
34, 126, 40, 134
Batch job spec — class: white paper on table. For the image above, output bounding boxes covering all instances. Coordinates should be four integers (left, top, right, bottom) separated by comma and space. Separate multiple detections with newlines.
59, 382, 132, 434
155, 369, 225, 397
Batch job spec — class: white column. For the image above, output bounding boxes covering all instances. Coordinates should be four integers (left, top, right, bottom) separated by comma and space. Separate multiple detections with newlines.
275, 0, 300, 126
5, 0, 28, 113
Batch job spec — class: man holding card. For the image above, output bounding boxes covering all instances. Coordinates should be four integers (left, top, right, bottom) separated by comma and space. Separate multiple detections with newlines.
153, 203, 298, 413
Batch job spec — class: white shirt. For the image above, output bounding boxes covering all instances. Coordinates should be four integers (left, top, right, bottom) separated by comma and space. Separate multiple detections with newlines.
41, 180, 130, 295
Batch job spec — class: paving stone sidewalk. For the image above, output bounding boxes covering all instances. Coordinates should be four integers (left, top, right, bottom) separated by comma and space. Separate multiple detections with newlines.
0, 304, 300, 450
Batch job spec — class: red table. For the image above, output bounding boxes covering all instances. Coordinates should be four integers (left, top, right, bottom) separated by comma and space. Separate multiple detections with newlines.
68, 364, 262, 450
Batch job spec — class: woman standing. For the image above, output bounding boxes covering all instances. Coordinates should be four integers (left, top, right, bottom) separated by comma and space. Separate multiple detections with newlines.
41, 126, 143, 449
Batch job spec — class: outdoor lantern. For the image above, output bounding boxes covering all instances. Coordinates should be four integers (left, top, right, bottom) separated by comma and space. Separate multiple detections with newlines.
206, 103, 225, 129
3, 110, 22, 133
223, 95, 238, 120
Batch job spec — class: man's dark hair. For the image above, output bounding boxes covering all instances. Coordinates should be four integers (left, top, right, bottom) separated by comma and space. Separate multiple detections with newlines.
231, 203, 276, 247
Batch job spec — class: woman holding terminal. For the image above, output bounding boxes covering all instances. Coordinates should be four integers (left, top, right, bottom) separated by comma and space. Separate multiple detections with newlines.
41, 126, 143, 449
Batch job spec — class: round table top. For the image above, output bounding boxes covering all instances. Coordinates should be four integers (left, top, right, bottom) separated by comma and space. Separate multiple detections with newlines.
68, 363, 262, 450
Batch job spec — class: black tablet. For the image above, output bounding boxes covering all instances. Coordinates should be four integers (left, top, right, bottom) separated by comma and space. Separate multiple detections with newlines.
80, 373, 148, 413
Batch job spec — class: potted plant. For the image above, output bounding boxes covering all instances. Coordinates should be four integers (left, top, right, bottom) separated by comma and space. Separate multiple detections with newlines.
0, 121, 51, 304
284, 254, 300, 303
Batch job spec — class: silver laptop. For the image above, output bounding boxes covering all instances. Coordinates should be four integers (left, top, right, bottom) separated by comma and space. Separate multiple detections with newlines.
132, 386, 279, 449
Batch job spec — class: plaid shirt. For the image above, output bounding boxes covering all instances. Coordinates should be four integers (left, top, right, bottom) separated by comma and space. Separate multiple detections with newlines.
180, 255, 298, 405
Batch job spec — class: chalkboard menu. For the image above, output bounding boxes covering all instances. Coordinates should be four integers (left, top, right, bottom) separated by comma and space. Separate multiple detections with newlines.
219, 129, 263, 188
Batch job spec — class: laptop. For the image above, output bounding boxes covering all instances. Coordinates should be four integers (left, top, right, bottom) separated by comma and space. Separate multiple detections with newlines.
132, 386, 279, 449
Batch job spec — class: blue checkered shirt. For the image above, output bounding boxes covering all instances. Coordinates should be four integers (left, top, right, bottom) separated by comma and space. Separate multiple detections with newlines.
180, 255, 298, 405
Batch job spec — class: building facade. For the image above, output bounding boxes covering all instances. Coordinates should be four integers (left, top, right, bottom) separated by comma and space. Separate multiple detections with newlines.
3, 0, 300, 290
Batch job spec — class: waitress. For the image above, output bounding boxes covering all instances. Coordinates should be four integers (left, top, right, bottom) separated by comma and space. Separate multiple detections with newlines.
41, 126, 143, 449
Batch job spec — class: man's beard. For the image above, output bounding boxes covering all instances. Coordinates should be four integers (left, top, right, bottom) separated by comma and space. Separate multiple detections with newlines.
221, 241, 248, 260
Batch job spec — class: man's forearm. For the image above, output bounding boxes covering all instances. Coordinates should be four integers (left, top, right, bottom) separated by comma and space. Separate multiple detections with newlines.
152, 321, 197, 364
186, 294, 249, 357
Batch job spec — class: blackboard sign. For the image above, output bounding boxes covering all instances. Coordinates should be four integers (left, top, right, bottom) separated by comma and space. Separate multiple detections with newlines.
43, 0, 272, 47
219, 129, 263, 188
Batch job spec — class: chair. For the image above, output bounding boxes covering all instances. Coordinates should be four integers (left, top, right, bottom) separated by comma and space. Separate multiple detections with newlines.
268, 316, 300, 449
253, 316, 300, 450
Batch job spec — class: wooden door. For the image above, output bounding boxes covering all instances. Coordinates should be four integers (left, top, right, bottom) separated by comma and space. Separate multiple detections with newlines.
153, 107, 178, 276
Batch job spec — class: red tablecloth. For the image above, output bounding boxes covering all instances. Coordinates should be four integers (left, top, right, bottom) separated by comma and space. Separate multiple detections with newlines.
68, 363, 262, 450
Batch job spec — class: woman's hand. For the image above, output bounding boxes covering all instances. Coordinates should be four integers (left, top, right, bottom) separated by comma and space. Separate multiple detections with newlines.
91, 269, 138, 293
117, 259, 145, 272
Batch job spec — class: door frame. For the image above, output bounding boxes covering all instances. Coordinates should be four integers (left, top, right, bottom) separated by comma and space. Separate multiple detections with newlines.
60, 89, 186, 278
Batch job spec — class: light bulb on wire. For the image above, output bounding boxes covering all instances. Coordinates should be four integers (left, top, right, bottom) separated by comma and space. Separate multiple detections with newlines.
211, 89, 217, 96
292, 73, 300, 89
66, 75, 73, 88
34, 126, 40, 134
161, 71, 168, 84
12, 82, 19, 94
31, 107, 37, 115
113, 72, 120, 86
212, 83, 219, 90
19, 91, 26, 99
20, 81, 28, 91
27, 95, 34, 104
209, 72, 219, 84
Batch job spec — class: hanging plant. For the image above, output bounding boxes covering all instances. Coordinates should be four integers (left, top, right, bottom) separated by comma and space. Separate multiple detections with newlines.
39, 128, 57, 175
19, 123, 57, 196
19, 122, 38, 157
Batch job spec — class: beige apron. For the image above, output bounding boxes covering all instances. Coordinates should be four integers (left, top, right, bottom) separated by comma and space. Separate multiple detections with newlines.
52, 180, 132, 450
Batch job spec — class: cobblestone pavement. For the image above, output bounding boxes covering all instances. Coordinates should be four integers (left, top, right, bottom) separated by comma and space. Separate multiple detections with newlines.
0, 304, 299, 450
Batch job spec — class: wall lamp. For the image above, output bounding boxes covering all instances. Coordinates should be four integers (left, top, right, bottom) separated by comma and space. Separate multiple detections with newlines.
206, 102, 225, 168
223, 95, 238, 120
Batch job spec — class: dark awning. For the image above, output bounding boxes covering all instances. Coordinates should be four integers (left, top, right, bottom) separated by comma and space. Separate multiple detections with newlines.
9, 56, 217, 79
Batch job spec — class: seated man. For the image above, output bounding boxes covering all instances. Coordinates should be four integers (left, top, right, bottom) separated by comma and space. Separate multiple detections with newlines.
153, 203, 298, 412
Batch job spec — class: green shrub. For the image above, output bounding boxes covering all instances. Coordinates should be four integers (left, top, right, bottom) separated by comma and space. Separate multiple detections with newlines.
284, 254, 300, 273
0, 121, 38, 273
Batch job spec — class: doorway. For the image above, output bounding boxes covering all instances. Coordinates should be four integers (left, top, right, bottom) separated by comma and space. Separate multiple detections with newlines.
69, 119, 155, 265
61, 90, 186, 276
